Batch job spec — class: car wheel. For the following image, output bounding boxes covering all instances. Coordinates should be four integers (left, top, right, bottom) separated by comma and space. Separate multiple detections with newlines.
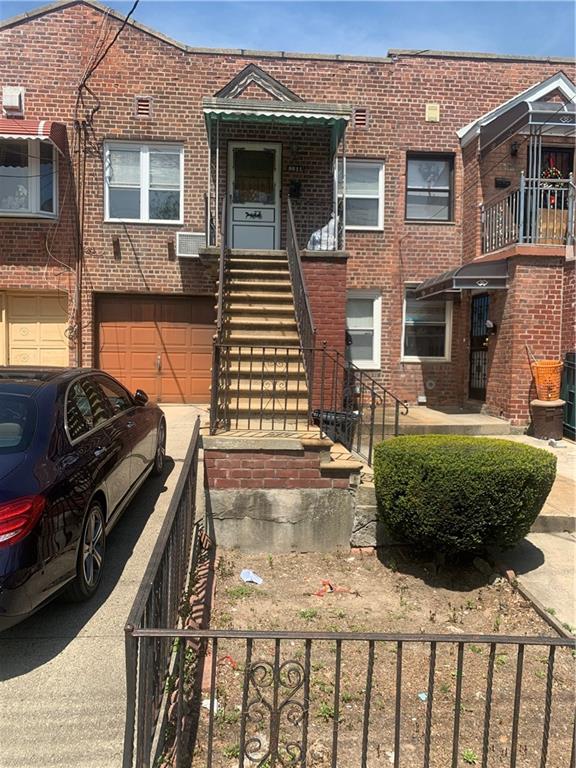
151, 418, 166, 477
67, 499, 106, 602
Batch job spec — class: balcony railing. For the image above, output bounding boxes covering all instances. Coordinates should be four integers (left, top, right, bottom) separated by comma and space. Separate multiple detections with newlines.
482, 173, 575, 254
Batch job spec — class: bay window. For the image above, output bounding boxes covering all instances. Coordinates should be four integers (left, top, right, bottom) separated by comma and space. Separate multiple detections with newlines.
406, 153, 453, 222
346, 291, 382, 369
402, 288, 452, 362
338, 159, 384, 230
105, 142, 183, 223
0, 139, 56, 217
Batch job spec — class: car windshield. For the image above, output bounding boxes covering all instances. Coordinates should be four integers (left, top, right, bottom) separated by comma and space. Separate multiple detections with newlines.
0, 394, 36, 454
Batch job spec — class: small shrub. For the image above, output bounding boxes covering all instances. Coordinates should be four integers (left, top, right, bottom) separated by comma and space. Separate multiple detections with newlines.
373, 436, 556, 557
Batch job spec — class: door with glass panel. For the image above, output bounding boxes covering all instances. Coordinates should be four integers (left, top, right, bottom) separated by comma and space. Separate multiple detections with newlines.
228, 142, 281, 249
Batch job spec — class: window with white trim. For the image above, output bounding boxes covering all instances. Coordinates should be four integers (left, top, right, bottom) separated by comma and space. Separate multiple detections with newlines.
338, 159, 384, 230
402, 288, 452, 361
0, 139, 56, 217
346, 291, 381, 369
104, 142, 183, 223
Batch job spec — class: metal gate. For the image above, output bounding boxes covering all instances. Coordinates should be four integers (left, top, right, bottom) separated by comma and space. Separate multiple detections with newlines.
561, 351, 575, 440
469, 294, 489, 401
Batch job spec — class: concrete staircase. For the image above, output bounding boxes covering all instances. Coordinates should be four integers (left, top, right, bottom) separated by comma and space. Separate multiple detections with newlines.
217, 250, 310, 429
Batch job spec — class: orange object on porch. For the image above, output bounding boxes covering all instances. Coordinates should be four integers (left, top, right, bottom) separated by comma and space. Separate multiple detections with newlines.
531, 360, 563, 401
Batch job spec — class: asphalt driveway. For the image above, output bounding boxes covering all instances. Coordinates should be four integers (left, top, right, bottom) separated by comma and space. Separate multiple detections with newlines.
0, 404, 206, 768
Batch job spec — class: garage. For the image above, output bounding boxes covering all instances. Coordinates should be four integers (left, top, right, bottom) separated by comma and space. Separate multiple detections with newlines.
1, 292, 69, 367
96, 294, 215, 403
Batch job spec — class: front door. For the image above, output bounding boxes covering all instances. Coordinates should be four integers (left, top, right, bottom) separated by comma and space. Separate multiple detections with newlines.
228, 142, 281, 249
469, 294, 489, 401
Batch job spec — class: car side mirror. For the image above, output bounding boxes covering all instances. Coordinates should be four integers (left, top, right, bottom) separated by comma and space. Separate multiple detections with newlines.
134, 389, 149, 406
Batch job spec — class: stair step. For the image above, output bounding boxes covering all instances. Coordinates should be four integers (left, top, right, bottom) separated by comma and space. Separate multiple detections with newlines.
228, 269, 289, 280
225, 303, 295, 315
227, 361, 306, 375
228, 291, 294, 302
227, 330, 300, 343
227, 380, 309, 394
228, 258, 289, 269
228, 280, 292, 290
225, 317, 298, 329
225, 397, 309, 413
224, 346, 303, 358
228, 249, 288, 258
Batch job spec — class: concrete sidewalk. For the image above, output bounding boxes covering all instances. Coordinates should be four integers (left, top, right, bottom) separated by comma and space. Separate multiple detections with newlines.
0, 405, 206, 768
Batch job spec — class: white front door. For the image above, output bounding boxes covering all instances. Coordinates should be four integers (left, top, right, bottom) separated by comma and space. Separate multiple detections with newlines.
228, 142, 281, 249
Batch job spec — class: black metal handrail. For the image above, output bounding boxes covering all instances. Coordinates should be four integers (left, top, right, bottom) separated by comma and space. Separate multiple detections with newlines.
210, 196, 228, 433
128, 626, 575, 768
287, 197, 317, 393
313, 344, 409, 464
123, 417, 201, 768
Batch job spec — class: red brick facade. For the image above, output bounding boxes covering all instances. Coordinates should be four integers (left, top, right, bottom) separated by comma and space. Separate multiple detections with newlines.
0, 1, 574, 426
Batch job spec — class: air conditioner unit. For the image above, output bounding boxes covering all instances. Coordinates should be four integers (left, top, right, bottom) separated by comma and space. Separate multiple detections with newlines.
2, 86, 25, 117
176, 232, 205, 258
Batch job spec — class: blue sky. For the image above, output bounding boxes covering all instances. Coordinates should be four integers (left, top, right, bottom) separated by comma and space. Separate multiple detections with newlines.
1, 0, 575, 59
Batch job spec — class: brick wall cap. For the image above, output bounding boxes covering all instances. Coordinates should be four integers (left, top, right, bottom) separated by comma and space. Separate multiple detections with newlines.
389, 48, 576, 65
202, 436, 304, 452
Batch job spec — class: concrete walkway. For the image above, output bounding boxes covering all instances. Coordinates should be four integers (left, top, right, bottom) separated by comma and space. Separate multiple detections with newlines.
0, 404, 206, 768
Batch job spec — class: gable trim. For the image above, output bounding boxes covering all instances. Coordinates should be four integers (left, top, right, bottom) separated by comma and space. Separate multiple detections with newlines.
214, 63, 303, 102
458, 72, 576, 147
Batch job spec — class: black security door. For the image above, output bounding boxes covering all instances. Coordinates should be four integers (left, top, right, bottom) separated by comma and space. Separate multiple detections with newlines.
469, 294, 489, 401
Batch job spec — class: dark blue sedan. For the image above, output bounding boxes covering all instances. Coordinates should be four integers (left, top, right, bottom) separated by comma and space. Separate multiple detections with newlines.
0, 368, 166, 630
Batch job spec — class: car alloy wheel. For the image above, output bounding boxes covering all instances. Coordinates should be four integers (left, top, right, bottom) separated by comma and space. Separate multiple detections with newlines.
152, 420, 166, 476
82, 504, 105, 589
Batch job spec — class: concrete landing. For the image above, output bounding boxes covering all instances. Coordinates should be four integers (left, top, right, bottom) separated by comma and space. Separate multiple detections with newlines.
397, 405, 511, 435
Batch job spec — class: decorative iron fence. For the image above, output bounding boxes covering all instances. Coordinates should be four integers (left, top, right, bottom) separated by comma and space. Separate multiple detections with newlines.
209, 343, 408, 465
482, 173, 575, 253
210, 197, 229, 434
123, 417, 202, 768
126, 627, 575, 768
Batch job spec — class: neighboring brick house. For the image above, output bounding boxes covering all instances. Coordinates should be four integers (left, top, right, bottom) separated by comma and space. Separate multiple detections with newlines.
0, 0, 574, 427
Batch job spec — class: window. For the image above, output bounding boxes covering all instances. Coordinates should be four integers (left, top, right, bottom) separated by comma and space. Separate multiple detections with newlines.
104, 142, 183, 223
338, 160, 384, 230
346, 291, 381, 369
66, 379, 109, 441
0, 139, 56, 217
97, 377, 133, 415
406, 153, 453, 222
402, 288, 452, 362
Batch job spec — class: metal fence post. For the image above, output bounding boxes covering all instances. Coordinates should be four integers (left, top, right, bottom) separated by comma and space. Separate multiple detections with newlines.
518, 172, 526, 244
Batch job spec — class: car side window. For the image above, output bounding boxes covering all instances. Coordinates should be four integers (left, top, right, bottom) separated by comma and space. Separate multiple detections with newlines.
66, 379, 110, 441
97, 377, 134, 415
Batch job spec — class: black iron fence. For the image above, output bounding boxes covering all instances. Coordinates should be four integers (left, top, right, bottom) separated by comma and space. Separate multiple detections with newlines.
210, 197, 229, 434
123, 417, 203, 768
209, 343, 408, 465
126, 626, 575, 768
482, 173, 575, 253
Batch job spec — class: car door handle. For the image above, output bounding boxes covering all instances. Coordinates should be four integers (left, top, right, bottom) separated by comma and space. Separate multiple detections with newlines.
94, 446, 108, 458
126, 421, 135, 429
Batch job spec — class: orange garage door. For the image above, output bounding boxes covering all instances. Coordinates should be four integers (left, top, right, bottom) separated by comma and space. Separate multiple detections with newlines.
96, 295, 215, 403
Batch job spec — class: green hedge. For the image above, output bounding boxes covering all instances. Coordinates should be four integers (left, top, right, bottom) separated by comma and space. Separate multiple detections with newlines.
373, 435, 556, 556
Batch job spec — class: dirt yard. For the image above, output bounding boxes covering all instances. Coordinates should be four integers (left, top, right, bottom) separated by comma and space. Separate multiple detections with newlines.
191, 549, 575, 768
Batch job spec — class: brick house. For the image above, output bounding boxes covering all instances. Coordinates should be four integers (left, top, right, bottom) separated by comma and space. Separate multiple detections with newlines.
0, 0, 574, 434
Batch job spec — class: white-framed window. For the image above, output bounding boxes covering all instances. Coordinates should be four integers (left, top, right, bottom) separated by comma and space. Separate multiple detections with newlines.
401, 287, 452, 362
346, 290, 382, 369
338, 159, 384, 230
104, 142, 184, 223
0, 139, 57, 217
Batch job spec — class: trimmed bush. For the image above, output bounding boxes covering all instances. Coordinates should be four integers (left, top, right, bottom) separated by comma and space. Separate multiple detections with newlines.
373, 435, 556, 556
